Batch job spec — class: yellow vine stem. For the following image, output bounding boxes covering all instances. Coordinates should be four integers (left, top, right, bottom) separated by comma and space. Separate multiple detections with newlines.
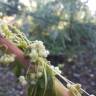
47, 64, 95, 96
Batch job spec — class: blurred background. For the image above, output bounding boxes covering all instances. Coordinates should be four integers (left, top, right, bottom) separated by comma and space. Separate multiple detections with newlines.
0, 0, 96, 95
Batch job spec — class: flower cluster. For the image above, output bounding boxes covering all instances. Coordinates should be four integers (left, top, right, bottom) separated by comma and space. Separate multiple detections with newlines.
50, 65, 62, 74
1, 24, 28, 49
23, 40, 50, 86
19, 76, 27, 86
0, 54, 15, 64
27, 40, 49, 63
29, 64, 44, 85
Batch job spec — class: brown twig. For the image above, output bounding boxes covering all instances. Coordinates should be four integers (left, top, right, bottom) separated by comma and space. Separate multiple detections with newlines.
0, 34, 32, 69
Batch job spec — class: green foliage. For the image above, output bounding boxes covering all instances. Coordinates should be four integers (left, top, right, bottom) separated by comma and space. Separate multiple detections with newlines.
1, 0, 96, 56
0, 0, 26, 16
19, 0, 96, 56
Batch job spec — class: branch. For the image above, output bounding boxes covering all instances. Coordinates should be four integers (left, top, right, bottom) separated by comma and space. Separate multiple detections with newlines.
0, 34, 33, 69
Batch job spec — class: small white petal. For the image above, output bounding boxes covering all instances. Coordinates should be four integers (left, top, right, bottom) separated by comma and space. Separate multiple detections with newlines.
50, 65, 55, 69
19, 76, 27, 86
67, 83, 71, 88
21, 80, 27, 86
55, 67, 59, 70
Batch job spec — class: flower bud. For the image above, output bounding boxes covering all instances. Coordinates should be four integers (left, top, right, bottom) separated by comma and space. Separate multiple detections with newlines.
19, 76, 27, 86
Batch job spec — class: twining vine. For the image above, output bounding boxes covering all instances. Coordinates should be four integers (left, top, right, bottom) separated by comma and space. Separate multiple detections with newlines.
0, 23, 94, 96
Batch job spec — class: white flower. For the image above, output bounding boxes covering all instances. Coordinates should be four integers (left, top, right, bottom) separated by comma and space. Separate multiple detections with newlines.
35, 40, 45, 50
50, 65, 62, 74
28, 40, 50, 62
67, 83, 71, 88
38, 49, 49, 57
54, 66, 62, 74
44, 50, 49, 57
50, 65, 55, 70
30, 40, 50, 58
19, 76, 27, 86
29, 49, 38, 62
0, 54, 15, 64
34, 40, 44, 45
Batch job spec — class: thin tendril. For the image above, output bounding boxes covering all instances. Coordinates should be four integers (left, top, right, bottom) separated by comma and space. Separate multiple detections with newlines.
48, 64, 93, 96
